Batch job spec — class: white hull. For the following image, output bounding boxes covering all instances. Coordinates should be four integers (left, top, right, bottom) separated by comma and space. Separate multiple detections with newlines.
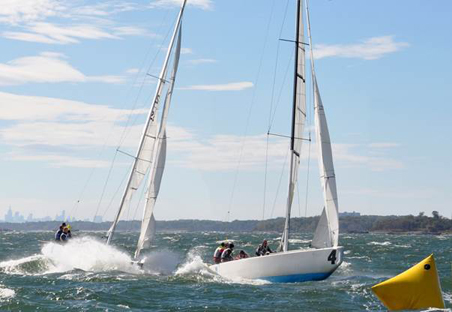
210, 246, 343, 283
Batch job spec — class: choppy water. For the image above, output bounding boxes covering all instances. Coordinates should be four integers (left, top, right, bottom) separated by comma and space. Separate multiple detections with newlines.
0, 231, 450, 311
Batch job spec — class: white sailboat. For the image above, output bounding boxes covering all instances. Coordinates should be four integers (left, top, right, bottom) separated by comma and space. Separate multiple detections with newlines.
105, 0, 186, 264
209, 0, 343, 282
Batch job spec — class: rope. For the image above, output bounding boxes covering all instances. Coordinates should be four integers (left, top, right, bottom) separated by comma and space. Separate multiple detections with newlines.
262, 0, 290, 221
270, 148, 290, 218
227, 0, 276, 219
66, 9, 173, 222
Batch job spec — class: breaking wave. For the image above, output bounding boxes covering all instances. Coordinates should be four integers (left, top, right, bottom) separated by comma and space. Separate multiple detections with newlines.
174, 253, 269, 285
0, 237, 140, 275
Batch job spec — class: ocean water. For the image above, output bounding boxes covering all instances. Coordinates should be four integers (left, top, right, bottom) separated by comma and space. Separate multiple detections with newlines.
0, 231, 450, 311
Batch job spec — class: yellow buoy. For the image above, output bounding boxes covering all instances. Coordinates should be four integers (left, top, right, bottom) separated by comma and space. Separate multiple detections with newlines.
372, 254, 445, 310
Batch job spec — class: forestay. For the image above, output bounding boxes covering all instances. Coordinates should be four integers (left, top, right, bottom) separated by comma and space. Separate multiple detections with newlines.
279, 0, 307, 253
306, 0, 339, 248
135, 26, 182, 259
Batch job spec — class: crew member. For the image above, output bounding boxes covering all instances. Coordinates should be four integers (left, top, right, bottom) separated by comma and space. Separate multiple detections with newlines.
55, 225, 63, 241
255, 239, 273, 256
213, 242, 226, 264
221, 243, 234, 262
60, 227, 70, 243
235, 250, 249, 260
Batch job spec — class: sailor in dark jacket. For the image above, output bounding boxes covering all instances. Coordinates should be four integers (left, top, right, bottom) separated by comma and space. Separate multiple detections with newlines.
55, 226, 63, 241
221, 243, 234, 262
60, 227, 70, 243
255, 239, 273, 256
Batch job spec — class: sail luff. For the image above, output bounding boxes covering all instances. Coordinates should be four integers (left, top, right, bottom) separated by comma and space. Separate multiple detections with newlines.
305, 0, 340, 248
134, 25, 182, 259
106, 0, 187, 245
280, 0, 307, 252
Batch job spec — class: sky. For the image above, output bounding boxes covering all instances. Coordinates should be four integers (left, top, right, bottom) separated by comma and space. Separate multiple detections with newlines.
0, 0, 451, 222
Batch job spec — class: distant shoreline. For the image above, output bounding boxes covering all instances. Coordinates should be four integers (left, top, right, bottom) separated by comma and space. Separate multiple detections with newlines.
1, 214, 451, 234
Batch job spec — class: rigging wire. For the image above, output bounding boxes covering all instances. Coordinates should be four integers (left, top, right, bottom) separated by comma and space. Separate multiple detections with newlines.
66, 9, 173, 222
93, 151, 118, 221
227, 0, 276, 220
117, 10, 174, 148
97, 10, 177, 221
129, 171, 150, 232
262, 0, 290, 221
270, 148, 290, 218
303, 0, 316, 218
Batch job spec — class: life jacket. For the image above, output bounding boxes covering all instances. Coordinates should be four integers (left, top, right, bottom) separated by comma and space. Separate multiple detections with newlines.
55, 230, 62, 241
60, 233, 68, 242
256, 244, 272, 256
214, 247, 224, 258
221, 248, 233, 262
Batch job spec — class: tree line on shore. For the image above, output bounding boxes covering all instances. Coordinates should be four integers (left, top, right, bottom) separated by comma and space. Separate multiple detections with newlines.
0, 212, 450, 234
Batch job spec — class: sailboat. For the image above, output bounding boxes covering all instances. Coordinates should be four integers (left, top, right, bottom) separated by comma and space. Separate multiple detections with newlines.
209, 0, 343, 282
105, 0, 186, 264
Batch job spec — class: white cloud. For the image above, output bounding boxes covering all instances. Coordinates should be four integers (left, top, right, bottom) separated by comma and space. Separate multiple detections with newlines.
181, 47, 193, 54
150, 0, 213, 10
0, 91, 146, 167
0, 0, 63, 24
168, 134, 402, 172
0, 91, 145, 123
9, 153, 111, 168
169, 134, 288, 171
0, 1, 153, 44
313, 36, 409, 60
368, 142, 400, 148
113, 26, 154, 37
125, 68, 140, 74
187, 58, 217, 65
179, 81, 254, 91
0, 52, 124, 85
0, 91, 402, 172
2, 22, 119, 44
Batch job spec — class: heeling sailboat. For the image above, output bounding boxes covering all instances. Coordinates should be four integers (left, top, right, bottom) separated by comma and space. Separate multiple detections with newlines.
105, 0, 186, 263
210, 0, 343, 282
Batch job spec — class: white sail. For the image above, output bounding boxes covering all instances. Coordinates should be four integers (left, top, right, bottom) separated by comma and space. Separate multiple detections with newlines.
310, 79, 339, 248
280, 0, 307, 252
305, 0, 339, 248
134, 26, 182, 259
106, 0, 187, 245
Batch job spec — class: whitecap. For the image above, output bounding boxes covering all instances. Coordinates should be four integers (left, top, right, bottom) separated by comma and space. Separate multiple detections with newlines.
0, 285, 15, 301
367, 241, 391, 246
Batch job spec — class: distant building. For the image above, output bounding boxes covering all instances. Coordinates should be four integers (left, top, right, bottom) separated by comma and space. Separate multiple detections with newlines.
339, 211, 361, 217
93, 215, 103, 223
55, 210, 66, 221
26, 213, 33, 222
4, 207, 13, 222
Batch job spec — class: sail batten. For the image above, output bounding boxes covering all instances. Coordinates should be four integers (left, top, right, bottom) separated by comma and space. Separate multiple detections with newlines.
107, 0, 186, 245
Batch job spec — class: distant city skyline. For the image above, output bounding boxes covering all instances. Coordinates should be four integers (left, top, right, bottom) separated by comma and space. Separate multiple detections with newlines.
1, 207, 103, 223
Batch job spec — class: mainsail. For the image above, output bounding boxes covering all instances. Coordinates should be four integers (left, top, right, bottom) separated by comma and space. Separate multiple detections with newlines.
106, 0, 187, 245
306, 0, 339, 248
280, 0, 307, 252
135, 26, 182, 259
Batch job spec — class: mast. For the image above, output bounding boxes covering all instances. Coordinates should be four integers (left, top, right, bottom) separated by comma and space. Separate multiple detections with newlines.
280, 0, 307, 252
134, 24, 182, 259
106, 0, 187, 245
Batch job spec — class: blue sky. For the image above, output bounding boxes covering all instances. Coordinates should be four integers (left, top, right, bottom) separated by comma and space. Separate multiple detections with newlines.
0, 0, 451, 222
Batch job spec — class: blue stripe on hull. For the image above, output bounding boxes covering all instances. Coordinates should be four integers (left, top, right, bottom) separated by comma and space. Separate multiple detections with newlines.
261, 272, 332, 283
